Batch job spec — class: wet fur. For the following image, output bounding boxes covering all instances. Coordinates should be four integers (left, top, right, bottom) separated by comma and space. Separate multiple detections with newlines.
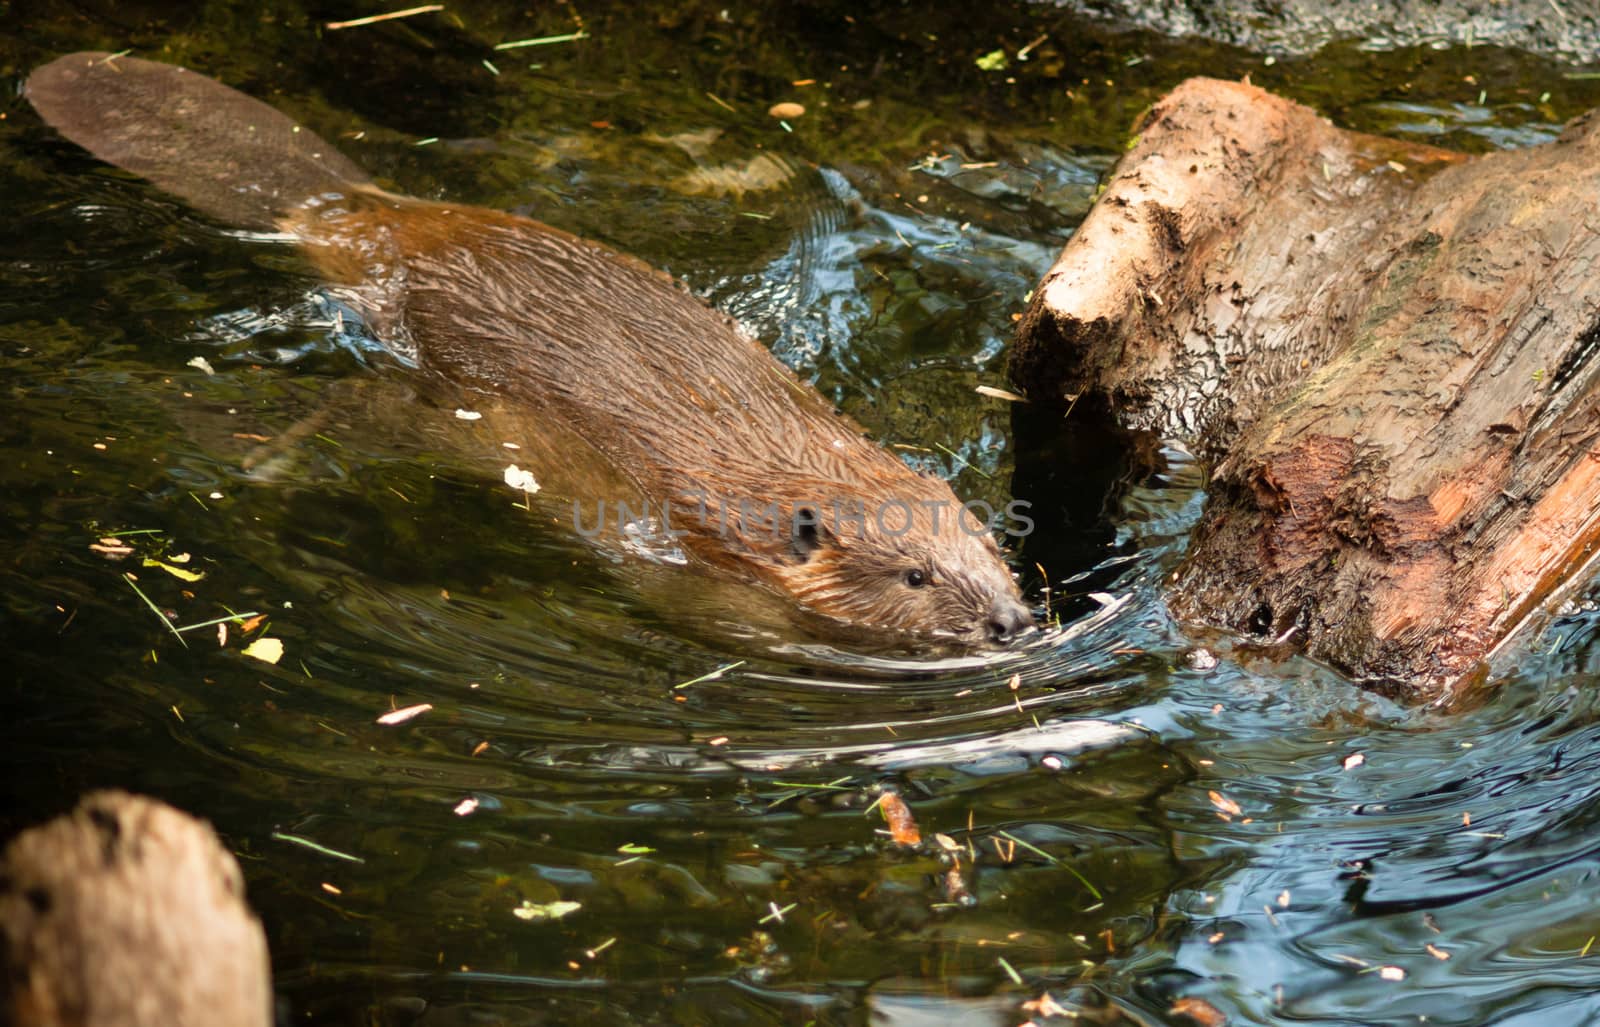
27, 51, 1032, 646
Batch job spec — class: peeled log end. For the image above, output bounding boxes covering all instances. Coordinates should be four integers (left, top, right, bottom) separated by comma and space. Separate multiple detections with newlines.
1013, 74, 1600, 701
0, 791, 272, 1027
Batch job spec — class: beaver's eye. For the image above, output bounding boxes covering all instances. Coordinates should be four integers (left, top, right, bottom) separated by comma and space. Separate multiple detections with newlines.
904, 569, 927, 588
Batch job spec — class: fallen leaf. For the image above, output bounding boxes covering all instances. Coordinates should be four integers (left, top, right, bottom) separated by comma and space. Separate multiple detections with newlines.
242, 637, 284, 664
976, 48, 1008, 71
512, 899, 581, 921
142, 557, 205, 582
503, 464, 539, 494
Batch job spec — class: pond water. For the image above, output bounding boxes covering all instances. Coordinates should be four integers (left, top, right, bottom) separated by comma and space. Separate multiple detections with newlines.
5, 2, 1600, 1024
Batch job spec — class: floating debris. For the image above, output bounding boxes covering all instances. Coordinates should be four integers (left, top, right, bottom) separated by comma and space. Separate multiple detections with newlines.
186, 355, 216, 375
673, 659, 745, 689
504, 464, 540, 507
767, 102, 805, 120
873, 791, 922, 847
1169, 996, 1228, 1026
242, 637, 284, 664
326, 4, 443, 30
142, 557, 204, 583
453, 797, 480, 816
271, 831, 364, 863
1209, 790, 1244, 817
1343, 752, 1366, 770
90, 538, 135, 559
512, 899, 581, 921
122, 573, 187, 648
975, 385, 1027, 403
455, 408, 483, 420
494, 31, 588, 51
377, 703, 432, 725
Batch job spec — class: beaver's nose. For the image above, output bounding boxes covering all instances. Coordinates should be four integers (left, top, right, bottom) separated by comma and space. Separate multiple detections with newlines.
986, 594, 1035, 643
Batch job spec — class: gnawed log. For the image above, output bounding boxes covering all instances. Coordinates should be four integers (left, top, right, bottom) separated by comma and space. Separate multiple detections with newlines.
0, 791, 272, 1027
1011, 78, 1600, 701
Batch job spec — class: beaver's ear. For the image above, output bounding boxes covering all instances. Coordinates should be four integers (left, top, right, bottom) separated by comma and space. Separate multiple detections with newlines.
791, 506, 836, 562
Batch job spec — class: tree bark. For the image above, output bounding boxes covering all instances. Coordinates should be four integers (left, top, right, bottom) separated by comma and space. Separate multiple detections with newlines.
0, 792, 272, 1027
1011, 78, 1600, 701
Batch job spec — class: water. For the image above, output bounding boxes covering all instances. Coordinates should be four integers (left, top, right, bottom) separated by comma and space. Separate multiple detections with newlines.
4, 2, 1600, 1024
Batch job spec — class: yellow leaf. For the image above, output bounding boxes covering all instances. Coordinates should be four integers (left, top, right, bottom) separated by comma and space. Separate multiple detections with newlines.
242, 637, 284, 664
142, 557, 204, 582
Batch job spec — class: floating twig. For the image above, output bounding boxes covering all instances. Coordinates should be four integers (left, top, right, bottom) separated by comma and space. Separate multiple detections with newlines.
326, 4, 444, 31
494, 31, 588, 51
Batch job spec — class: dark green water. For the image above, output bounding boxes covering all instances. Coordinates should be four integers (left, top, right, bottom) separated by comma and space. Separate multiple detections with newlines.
4, 2, 1600, 1024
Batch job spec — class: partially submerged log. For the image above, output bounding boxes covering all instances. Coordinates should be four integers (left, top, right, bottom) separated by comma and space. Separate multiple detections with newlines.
0, 791, 271, 1027
1011, 78, 1600, 700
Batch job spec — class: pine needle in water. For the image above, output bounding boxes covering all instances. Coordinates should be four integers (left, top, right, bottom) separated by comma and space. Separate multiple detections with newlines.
122, 573, 187, 648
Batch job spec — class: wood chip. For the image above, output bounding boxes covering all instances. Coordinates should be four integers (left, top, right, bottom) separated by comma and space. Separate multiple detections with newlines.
1209, 790, 1243, 816
876, 791, 922, 846
975, 385, 1028, 403
1170, 996, 1228, 1027
377, 703, 432, 725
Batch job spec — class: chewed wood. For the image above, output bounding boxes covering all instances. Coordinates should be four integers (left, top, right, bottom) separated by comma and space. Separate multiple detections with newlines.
1011, 77, 1600, 700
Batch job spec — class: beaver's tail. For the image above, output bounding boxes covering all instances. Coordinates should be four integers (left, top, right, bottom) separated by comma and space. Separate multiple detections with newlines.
27, 52, 372, 231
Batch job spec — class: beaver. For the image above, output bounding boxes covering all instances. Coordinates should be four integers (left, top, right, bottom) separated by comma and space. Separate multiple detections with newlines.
26, 51, 1034, 647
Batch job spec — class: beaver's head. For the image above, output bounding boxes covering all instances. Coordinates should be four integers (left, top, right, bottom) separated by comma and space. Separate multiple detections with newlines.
761, 492, 1035, 647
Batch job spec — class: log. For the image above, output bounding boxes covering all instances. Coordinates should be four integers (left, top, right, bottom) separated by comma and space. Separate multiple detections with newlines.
0, 791, 272, 1027
1010, 78, 1600, 701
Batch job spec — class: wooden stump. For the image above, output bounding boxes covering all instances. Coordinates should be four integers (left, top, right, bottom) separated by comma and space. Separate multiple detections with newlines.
0, 791, 272, 1027
1011, 78, 1600, 701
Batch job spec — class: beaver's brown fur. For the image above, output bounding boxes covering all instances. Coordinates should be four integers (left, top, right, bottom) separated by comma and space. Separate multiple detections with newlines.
26, 51, 1033, 646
